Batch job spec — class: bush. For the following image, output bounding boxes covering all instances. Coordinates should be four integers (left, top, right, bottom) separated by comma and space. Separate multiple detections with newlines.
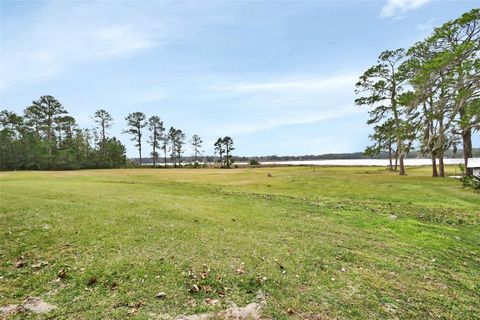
460, 175, 480, 190
249, 159, 260, 166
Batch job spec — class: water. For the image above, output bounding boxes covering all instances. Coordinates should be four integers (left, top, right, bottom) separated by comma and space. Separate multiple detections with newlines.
235, 158, 465, 166
142, 158, 467, 167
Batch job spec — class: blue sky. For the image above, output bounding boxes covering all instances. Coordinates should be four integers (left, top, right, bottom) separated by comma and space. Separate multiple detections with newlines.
1, 0, 478, 157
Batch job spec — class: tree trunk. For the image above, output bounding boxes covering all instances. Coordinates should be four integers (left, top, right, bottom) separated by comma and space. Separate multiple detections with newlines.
388, 144, 393, 171
431, 155, 438, 177
394, 149, 398, 171
438, 152, 445, 177
139, 145, 142, 167
462, 128, 473, 177
226, 148, 229, 168
153, 145, 156, 168
399, 153, 405, 175
102, 123, 106, 154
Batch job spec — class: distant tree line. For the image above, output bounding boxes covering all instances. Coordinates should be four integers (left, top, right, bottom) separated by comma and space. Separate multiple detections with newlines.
228, 148, 480, 163
356, 9, 479, 177
121, 111, 236, 168
1, 97, 236, 170
0, 96, 125, 170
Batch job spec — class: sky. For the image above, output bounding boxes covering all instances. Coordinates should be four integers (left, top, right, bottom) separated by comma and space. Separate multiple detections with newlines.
0, 0, 479, 157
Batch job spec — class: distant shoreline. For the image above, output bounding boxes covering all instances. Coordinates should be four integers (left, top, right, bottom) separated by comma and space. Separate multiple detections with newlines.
141, 158, 471, 167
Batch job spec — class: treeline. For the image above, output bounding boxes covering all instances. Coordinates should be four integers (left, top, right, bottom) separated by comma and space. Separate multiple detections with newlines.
231, 148, 480, 162
0, 96, 126, 170
122, 111, 236, 168
356, 9, 479, 177
1, 96, 236, 170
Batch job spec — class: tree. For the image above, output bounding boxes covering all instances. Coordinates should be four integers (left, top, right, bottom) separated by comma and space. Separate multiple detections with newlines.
1, 99, 126, 170
190, 134, 203, 165
124, 112, 147, 165
430, 9, 480, 176
223, 136, 235, 168
404, 9, 480, 176
175, 129, 186, 166
364, 119, 395, 170
24, 95, 67, 162
214, 137, 234, 168
56, 115, 76, 144
93, 109, 113, 153
0, 110, 25, 170
167, 127, 186, 167
161, 132, 169, 166
214, 138, 224, 167
356, 49, 409, 175
147, 116, 165, 167
104, 137, 127, 168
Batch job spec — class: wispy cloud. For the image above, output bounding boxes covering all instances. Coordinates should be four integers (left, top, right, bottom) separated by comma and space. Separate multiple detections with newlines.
212, 74, 357, 94
380, 0, 431, 18
0, 3, 170, 90
172, 71, 362, 139
207, 105, 361, 136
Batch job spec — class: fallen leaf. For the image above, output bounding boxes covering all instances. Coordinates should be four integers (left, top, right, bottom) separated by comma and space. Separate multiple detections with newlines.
32, 261, 49, 270
205, 298, 219, 305
129, 301, 144, 308
203, 285, 213, 293
87, 276, 97, 286
14, 257, 25, 269
236, 263, 245, 275
256, 275, 268, 284
58, 269, 66, 279
128, 308, 138, 316
188, 269, 197, 279
190, 284, 200, 293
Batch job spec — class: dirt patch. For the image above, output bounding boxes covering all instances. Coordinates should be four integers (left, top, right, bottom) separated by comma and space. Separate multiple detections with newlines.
0, 304, 23, 317
176, 302, 263, 320
176, 291, 266, 320
0, 297, 56, 317
23, 297, 56, 313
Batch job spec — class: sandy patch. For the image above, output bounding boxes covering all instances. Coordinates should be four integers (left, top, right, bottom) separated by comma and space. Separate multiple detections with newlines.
176, 291, 266, 320
0, 297, 56, 317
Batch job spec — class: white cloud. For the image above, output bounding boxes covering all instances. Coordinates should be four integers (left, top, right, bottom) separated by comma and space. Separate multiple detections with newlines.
380, 0, 430, 18
207, 105, 361, 136
0, 3, 172, 90
187, 72, 362, 138
213, 74, 357, 94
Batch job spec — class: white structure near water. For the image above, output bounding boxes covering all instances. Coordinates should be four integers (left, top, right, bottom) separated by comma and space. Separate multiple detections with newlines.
467, 158, 480, 177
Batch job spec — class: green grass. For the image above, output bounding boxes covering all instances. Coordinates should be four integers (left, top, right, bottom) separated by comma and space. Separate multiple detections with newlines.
0, 166, 479, 319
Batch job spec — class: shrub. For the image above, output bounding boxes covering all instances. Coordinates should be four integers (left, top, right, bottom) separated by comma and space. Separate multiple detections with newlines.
249, 159, 260, 166
460, 175, 480, 190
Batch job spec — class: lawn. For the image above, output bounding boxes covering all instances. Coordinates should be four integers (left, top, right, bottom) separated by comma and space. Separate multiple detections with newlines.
0, 166, 479, 319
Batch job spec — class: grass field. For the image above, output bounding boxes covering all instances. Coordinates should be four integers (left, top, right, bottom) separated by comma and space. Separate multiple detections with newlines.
1, 166, 479, 319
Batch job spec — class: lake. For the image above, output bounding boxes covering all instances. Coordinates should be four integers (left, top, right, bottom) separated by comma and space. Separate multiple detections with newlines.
235, 158, 466, 166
